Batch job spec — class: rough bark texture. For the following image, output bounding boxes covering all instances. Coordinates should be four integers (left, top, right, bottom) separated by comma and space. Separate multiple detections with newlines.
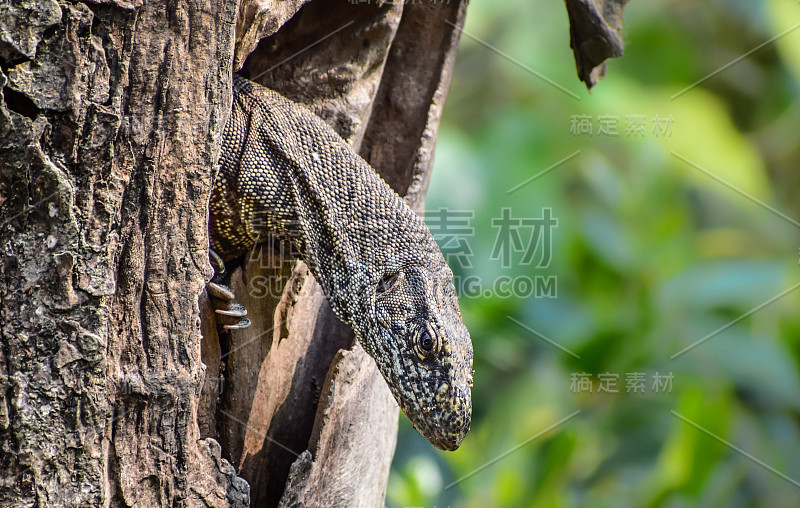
564, 0, 629, 89
0, 0, 248, 505
198, 1, 470, 507
0, 0, 469, 503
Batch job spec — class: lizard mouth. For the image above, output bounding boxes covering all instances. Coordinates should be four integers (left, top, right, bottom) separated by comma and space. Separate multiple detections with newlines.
434, 429, 468, 451
409, 383, 471, 451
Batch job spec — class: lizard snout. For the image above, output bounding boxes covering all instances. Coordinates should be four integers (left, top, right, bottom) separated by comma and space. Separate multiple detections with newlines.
415, 382, 471, 451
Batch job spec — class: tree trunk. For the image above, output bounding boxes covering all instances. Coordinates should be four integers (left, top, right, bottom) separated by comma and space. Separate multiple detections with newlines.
0, 0, 248, 505
0, 0, 468, 506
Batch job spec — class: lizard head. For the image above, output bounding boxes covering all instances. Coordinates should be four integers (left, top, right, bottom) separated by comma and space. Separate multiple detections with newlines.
363, 265, 473, 451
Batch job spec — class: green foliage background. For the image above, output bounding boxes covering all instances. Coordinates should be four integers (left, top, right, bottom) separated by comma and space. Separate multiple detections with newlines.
387, 1, 800, 507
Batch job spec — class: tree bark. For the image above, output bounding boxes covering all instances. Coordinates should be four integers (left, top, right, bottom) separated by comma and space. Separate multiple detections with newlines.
0, 0, 469, 506
564, 0, 629, 89
0, 0, 247, 505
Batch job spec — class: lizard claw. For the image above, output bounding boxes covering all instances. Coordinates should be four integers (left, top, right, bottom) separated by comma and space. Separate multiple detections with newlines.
207, 281, 236, 301
223, 318, 252, 330
209, 248, 226, 277
215, 303, 248, 318
208, 284, 252, 330
207, 250, 251, 330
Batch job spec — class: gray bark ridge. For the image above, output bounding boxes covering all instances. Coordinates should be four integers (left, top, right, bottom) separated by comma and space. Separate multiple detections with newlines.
0, 0, 246, 505
564, 0, 629, 89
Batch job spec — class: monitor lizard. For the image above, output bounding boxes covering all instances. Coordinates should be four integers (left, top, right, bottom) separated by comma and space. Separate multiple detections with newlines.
208, 74, 473, 451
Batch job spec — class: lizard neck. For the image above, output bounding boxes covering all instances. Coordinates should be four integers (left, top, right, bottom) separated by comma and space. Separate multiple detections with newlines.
211, 76, 445, 324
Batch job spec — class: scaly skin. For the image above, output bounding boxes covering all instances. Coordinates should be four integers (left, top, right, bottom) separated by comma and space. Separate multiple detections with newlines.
209, 75, 473, 450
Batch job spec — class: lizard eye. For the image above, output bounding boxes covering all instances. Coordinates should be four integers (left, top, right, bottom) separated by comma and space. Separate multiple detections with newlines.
414, 324, 439, 360
376, 272, 399, 297
420, 332, 434, 352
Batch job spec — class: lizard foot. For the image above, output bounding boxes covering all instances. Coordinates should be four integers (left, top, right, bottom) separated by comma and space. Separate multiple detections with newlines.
208, 249, 251, 330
